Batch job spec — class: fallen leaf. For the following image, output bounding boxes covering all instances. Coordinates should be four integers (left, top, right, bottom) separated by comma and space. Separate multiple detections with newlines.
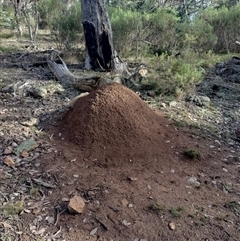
4, 156, 15, 167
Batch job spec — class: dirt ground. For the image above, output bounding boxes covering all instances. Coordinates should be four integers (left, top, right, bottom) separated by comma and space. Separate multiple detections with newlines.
0, 42, 240, 241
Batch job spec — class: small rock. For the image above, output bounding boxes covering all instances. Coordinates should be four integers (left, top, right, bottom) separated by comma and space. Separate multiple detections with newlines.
21, 151, 28, 158
29, 87, 48, 98
185, 94, 210, 107
121, 198, 129, 207
187, 177, 200, 187
94, 200, 100, 207
90, 227, 98, 236
0, 169, 6, 179
128, 177, 138, 181
223, 186, 228, 194
88, 191, 95, 197
34, 227, 45, 235
222, 167, 228, 172
20, 118, 38, 127
215, 140, 221, 146
3, 147, 13, 155
4, 156, 15, 167
46, 216, 55, 225
211, 180, 217, 185
32, 208, 41, 215
168, 222, 176, 230
122, 220, 131, 226
160, 102, 167, 108
128, 203, 133, 208
169, 101, 177, 107
68, 195, 85, 214
29, 225, 36, 231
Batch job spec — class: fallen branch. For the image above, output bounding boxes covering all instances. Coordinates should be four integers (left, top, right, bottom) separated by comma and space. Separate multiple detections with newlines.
47, 50, 147, 92
47, 51, 111, 91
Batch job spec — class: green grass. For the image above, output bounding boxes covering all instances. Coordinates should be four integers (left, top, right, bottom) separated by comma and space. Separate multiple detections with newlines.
0, 45, 19, 53
184, 148, 201, 160
169, 206, 184, 218
150, 203, 165, 212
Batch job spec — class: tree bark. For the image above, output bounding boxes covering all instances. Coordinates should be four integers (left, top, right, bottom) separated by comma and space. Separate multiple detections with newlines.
80, 0, 116, 71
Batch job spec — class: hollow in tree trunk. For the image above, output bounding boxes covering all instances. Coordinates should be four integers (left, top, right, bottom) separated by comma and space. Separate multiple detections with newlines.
80, 0, 117, 71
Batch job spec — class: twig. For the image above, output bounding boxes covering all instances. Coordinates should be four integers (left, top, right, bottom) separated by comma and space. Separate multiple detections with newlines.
32, 178, 57, 188
54, 208, 67, 226
0, 191, 8, 202
108, 205, 119, 212
95, 217, 108, 230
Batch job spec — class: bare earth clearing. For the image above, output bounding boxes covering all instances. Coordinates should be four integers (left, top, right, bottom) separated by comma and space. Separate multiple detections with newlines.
0, 39, 240, 241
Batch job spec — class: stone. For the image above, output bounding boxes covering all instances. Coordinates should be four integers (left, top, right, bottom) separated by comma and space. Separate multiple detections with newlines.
1, 81, 29, 95
128, 177, 138, 181
185, 94, 210, 107
20, 118, 38, 127
90, 227, 98, 236
28, 87, 48, 98
122, 220, 131, 226
187, 177, 200, 187
4, 156, 15, 167
3, 147, 13, 155
121, 198, 129, 207
68, 195, 85, 214
222, 167, 228, 172
21, 151, 28, 158
168, 222, 176, 230
169, 101, 177, 107
0, 169, 6, 179
46, 216, 55, 225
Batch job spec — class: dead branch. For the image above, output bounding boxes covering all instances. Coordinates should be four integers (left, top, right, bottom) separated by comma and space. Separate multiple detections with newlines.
47, 51, 146, 92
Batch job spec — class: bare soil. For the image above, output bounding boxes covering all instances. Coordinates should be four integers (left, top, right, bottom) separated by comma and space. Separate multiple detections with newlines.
0, 48, 240, 241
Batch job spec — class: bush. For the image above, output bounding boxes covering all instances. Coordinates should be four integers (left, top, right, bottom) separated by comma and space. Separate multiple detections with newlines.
0, 5, 14, 30
50, 2, 83, 49
109, 7, 181, 58
198, 5, 240, 53
149, 51, 203, 97
144, 8, 181, 54
109, 8, 142, 56
179, 18, 217, 53
38, 0, 83, 49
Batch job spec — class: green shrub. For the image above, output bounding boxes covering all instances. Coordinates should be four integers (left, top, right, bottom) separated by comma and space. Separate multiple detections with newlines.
179, 18, 217, 53
38, 0, 83, 49
51, 2, 82, 49
197, 5, 240, 53
184, 148, 201, 160
144, 8, 181, 54
0, 5, 14, 29
109, 8, 141, 56
150, 52, 203, 97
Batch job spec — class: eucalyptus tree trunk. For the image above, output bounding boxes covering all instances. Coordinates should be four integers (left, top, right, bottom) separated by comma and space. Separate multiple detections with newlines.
80, 0, 117, 71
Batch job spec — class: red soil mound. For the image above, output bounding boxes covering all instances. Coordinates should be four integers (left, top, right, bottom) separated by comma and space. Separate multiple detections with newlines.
60, 83, 176, 162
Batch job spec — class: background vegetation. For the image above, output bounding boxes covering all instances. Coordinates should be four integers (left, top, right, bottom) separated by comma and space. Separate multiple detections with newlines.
0, 0, 239, 97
